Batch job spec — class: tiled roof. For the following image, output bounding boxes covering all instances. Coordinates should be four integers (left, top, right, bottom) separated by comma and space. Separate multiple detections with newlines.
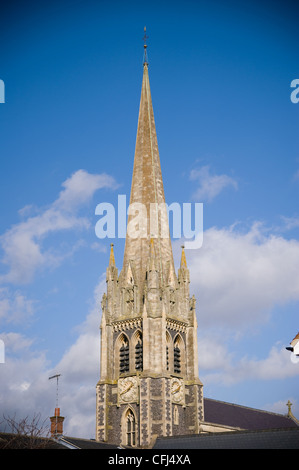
58, 436, 120, 449
204, 397, 298, 430
0, 432, 120, 449
154, 428, 299, 449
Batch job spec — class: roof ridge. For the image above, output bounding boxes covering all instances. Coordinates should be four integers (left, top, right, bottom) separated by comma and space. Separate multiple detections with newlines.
61, 435, 97, 442
155, 426, 299, 441
204, 397, 292, 418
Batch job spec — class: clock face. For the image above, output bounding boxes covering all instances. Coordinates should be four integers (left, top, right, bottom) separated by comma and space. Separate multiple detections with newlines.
171, 378, 184, 404
119, 377, 138, 403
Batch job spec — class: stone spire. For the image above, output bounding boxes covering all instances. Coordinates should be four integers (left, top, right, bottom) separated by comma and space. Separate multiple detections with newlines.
96, 36, 203, 447
121, 54, 175, 290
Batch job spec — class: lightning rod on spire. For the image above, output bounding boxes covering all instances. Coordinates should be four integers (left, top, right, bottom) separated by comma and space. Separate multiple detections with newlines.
143, 26, 149, 65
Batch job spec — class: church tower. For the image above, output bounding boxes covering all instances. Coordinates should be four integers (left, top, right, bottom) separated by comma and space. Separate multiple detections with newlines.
96, 32, 204, 447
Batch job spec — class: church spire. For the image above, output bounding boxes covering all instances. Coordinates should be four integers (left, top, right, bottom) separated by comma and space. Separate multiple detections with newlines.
121, 34, 175, 289
96, 35, 203, 448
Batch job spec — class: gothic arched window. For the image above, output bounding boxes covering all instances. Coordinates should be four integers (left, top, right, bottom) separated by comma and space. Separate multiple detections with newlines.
119, 336, 130, 373
126, 409, 136, 446
174, 405, 179, 425
174, 335, 181, 374
133, 330, 143, 372
166, 330, 172, 372
166, 345, 169, 371
173, 334, 186, 376
135, 338, 143, 371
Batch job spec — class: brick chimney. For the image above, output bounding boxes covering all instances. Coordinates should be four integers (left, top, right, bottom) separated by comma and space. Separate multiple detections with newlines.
50, 407, 65, 437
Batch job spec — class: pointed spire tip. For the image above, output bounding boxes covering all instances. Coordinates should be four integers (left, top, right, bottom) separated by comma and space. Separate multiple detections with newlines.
143, 26, 149, 66
109, 243, 115, 266
180, 245, 187, 268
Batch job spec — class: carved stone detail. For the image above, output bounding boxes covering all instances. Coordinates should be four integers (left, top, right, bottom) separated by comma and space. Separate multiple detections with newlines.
112, 318, 142, 332
166, 318, 187, 333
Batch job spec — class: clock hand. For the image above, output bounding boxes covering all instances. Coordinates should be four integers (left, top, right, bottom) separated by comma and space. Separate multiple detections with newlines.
173, 384, 181, 394
121, 382, 133, 395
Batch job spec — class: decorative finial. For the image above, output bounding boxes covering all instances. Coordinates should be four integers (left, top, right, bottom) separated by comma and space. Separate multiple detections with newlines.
109, 243, 115, 266
180, 245, 187, 268
143, 26, 149, 65
287, 400, 293, 416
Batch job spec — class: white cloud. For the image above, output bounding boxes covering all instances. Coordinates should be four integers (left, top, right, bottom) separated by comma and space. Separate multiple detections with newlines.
54, 276, 105, 383
0, 288, 36, 324
279, 215, 299, 232
0, 170, 118, 284
90, 241, 107, 254
265, 398, 298, 416
197, 334, 233, 371
0, 168, 117, 437
187, 222, 299, 328
236, 346, 298, 381
0, 339, 51, 426
191, 222, 299, 408
190, 165, 238, 202
55, 169, 118, 211
50, 277, 106, 437
0, 277, 106, 438
2, 215, 299, 438
0, 332, 34, 353
198, 334, 299, 387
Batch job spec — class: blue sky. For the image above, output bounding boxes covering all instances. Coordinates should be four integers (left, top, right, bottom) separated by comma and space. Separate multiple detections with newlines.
0, 0, 299, 437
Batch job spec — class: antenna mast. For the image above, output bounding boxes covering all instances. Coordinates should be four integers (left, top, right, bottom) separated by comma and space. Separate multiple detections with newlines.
49, 374, 61, 409
49, 374, 64, 438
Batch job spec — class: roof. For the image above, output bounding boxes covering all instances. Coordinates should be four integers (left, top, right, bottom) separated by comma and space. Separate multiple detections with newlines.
204, 397, 299, 430
0, 432, 120, 449
291, 332, 299, 345
57, 436, 121, 449
154, 428, 299, 449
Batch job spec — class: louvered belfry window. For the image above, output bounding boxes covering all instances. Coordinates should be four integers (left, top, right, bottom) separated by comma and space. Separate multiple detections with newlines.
174, 344, 181, 374
135, 339, 143, 371
166, 345, 169, 371
120, 338, 130, 373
